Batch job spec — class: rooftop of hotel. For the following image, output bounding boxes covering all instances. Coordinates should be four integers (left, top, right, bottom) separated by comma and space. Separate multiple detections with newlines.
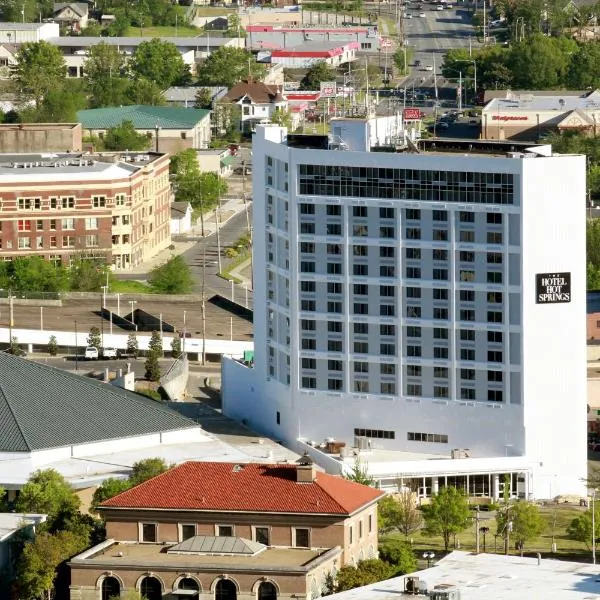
46, 36, 237, 47
72, 540, 339, 572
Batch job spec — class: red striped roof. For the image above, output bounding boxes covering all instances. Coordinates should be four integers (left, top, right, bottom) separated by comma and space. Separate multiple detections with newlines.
101, 461, 384, 515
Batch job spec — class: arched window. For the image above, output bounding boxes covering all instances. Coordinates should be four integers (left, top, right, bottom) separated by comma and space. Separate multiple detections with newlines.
258, 581, 277, 600
101, 577, 120, 600
215, 579, 237, 600
140, 576, 162, 600
178, 577, 200, 593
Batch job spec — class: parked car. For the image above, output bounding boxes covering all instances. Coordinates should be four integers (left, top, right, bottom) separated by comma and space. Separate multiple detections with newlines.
437, 121, 449, 129
102, 347, 117, 359
424, 65, 433, 71
418, 11, 426, 17
84, 347, 99, 360
414, 59, 421, 67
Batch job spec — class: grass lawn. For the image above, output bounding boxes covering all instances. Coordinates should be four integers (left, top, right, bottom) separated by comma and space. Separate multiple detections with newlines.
110, 279, 154, 294
123, 25, 203, 37
193, 6, 236, 16
383, 504, 593, 567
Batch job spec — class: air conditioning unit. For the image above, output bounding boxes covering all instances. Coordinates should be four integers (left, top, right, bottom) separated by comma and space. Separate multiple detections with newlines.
355, 436, 369, 450
404, 576, 420, 595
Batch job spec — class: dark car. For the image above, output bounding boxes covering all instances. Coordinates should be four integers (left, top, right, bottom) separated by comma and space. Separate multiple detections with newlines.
414, 59, 421, 67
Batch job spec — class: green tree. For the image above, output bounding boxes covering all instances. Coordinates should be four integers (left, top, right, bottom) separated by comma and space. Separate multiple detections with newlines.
47, 335, 58, 357
567, 505, 600, 549
271, 108, 293, 128
497, 501, 545, 553
196, 47, 266, 88
149, 255, 194, 294
21, 85, 87, 123
194, 87, 213, 109
87, 326, 101, 349
91, 478, 131, 512
378, 538, 417, 575
421, 486, 470, 552
130, 38, 188, 88
171, 335, 182, 359
589, 219, 600, 269
12, 41, 66, 106
9, 256, 69, 293
129, 457, 168, 487
588, 262, 600, 292
17, 530, 88, 600
334, 559, 394, 592
197, 172, 228, 211
127, 332, 139, 358
0, 0, 52, 22
568, 42, 600, 89
85, 42, 130, 108
126, 77, 166, 106
300, 61, 335, 90
144, 351, 161, 382
69, 257, 110, 292
15, 469, 80, 522
378, 494, 402, 532
7, 336, 25, 356
104, 120, 150, 151
395, 490, 422, 538
148, 330, 162, 355
344, 457, 375, 486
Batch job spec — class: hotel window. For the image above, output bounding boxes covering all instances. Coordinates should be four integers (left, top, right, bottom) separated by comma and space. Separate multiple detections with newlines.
406, 227, 420, 239
301, 261, 315, 273
254, 527, 270, 545
488, 331, 503, 343
487, 271, 503, 284
460, 329, 475, 341
406, 326, 421, 338
434, 327, 448, 339
460, 290, 475, 302
488, 350, 503, 362
434, 385, 449, 398
302, 358, 316, 370
354, 341, 369, 354
326, 204, 341, 216
62, 236, 75, 248
354, 283, 368, 295
328, 360, 343, 372
433, 209, 448, 221
380, 304, 395, 316
459, 251, 475, 262
50, 197, 58, 209
327, 223, 341, 235
459, 211, 474, 223
62, 197, 75, 208
381, 363, 396, 375
460, 270, 475, 282
488, 390, 503, 402
406, 267, 421, 279
380, 207, 395, 219
380, 246, 395, 258
301, 300, 316, 312
461, 368, 475, 380
434, 308, 449, 319
115, 194, 125, 206
433, 229, 448, 241
217, 525, 233, 537
141, 523, 157, 542
354, 361, 369, 373
301, 281, 316, 293
407, 383, 422, 396
434, 367, 449, 378
406, 306, 421, 318
433, 249, 448, 261
353, 206, 368, 217
459, 230, 475, 243
380, 226, 395, 238
406, 287, 421, 298
461, 349, 475, 360
327, 263, 342, 274
487, 311, 503, 323
460, 309, 475, 321
381, 265, 395, 277
380, 343, 396, 356
354, 322, 369, 334
461, 388, 476, 400
488, 370, 503, 382
300, 203, 315, 214
406, 247, 421, 259
380, 285, 395, 297
327, 244, 342, 255
354, 380, 369, 393
328, 378, 343, 391
406, 345, 421, 357
487, 232, 503, 244
433, 347, 449, 359
487, 213, 502, 224
407, 365, 421, 377
487, 292, 503, 304
180, 524, 196, 541
353, 245, 368, 256
433, 288, 448, 300
433, 269, 448, 280
301, 222, 315, 234
300, 242, 315, 254
302, 376, 316, 388
353, 224, 368, 237
381, 382, 396, 394
328, 340, 342, 351
294, 528, 310, 548
61, 218, 74, 230
328, 320, 342, 332
85, 218, 98, 230
328, 301, 342, 313
17, 237, 31, 249
17, 220, 31, 232
36, 220, 43, 231
406, 208, 420, 220
487, 252, 503, 264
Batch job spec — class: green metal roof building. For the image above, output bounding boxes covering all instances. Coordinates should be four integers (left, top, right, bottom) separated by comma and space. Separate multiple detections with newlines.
77, 105, 211, 152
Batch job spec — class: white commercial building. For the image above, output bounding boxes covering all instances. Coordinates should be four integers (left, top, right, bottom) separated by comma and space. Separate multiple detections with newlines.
0, 22, 59, 43
223, 121, 587, 500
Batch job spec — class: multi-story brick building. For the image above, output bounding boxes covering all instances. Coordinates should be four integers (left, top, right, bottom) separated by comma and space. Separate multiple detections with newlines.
69, 458, 383, 600
0, 151, 172, 270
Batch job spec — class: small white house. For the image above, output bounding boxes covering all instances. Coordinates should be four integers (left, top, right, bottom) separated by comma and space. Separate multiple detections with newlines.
223, 80, 287, 134
170, 201, 192, 235
0, 513, 47, 576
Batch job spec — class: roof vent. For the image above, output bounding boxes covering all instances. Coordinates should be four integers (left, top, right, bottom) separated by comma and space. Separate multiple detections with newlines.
232, 464, 244, 472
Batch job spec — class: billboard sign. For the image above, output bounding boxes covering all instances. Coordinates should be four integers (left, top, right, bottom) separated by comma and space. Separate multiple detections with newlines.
320, 81, 337, 98
403, 108, 422, 121
536, 272, 571, 304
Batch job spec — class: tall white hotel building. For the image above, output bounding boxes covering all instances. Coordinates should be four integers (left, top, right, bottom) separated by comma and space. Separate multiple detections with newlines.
223, 119, 587, 500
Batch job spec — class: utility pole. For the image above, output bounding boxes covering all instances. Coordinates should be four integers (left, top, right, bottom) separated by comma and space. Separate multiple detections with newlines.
201, 245, 206, 365
475, 507, 480, 554
74, 320, 79, 371
483, 0, 487, 44
216, 202, 222, 274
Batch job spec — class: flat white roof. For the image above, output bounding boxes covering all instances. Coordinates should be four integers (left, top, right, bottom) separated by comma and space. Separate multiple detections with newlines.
326, 551, 600, 600
0, 428, 301, 489
0, 513, 46, 541
484, 89, 600, 113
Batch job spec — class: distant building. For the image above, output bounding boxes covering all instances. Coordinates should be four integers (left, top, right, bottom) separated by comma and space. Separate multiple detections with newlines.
0, 151, 171, 270
170, 200, 192, 235
163, 85, 228, 108
69, 458, 383, 599
0, 43, 18, 77
197, 148, 235, 176
0, 123, 82, 153
481, 89, 600, 141
223, 81, 287, 134
0, 22, 59, 43
52, 2, 89, 32
270, 41, 359, 68
77, 105, 211, 152
246, 24, 381, 52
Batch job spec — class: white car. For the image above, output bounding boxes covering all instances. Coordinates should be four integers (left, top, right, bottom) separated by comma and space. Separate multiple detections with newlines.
418, 12, 426, 17
84, 347, 99, 360
102, 347, 117, 359
424, 65, 434, 71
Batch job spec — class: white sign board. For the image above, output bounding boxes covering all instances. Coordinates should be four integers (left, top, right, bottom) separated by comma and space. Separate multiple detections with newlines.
320, 81, 337, 98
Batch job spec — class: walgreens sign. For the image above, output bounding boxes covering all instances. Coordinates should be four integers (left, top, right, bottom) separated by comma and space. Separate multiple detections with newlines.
491, 115, 529, 121
403, 108, 422, 121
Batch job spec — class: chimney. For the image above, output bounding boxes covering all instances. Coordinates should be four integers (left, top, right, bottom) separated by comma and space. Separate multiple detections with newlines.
296, 452, 316, 483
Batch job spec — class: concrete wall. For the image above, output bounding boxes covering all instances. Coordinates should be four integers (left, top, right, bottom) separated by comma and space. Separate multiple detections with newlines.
0, 123, 82, 153
160, 355, 189, 401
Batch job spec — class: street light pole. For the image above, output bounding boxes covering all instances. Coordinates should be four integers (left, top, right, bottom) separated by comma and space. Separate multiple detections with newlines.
593, 490, 597, 565
74, 320, 79, 371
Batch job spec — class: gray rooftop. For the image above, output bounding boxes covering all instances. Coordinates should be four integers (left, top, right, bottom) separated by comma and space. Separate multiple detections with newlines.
484, 89, 600, 112
0, 352, 198, 453
278, 40, 356, 52
0, 22, 49, 30
46, 36, 237, 48
168, 535, 266, 556
164, 86, 227, 104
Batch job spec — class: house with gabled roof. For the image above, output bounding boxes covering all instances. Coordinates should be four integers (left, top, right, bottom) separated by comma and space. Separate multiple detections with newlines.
53, 2, 89, 32
223, 80, 288, 134
69, 457, 384, 600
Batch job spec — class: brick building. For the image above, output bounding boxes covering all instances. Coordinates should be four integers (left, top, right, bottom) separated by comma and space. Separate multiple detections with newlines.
69, 458, 384, 600
0, 151, 172, 270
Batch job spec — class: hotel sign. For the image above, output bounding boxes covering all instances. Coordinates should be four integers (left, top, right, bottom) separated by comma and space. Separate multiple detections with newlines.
403, 108, 422, 121
536, 272, 571, 304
